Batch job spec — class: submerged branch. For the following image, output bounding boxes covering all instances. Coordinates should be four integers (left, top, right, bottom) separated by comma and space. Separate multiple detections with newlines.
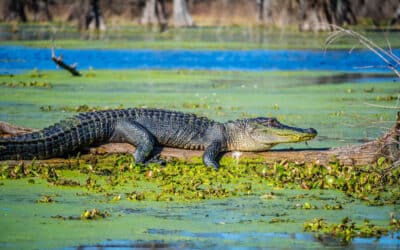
51, 40, 81, 76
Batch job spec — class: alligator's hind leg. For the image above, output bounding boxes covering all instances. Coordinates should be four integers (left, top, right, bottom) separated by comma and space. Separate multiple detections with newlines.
203, 140, 222, 170
110, 120, 156, 164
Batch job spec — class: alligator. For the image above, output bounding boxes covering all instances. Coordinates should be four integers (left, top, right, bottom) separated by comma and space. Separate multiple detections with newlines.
0, 108, 317, 169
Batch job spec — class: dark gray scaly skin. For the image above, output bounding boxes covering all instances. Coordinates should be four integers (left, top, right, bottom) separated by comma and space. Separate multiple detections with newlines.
0, 108, 317, 169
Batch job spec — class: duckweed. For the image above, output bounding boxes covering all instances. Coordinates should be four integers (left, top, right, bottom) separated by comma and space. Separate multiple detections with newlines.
1, 154, 399, 204
1, 153, 399, 243
375, 95, 398, 101
0, 80, 52, 88
36, 194, 56, 203
80, 208, 111, 220
390, 212, 400, 230
51, 208, 111, 220
40, 104, 125, 113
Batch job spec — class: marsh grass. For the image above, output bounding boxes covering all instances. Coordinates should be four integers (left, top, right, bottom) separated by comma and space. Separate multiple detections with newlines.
325, 25, 400, 111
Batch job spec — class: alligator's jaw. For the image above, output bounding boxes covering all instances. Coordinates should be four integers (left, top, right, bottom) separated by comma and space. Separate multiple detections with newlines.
225, 118, 317, 151
267, 126, 317, 144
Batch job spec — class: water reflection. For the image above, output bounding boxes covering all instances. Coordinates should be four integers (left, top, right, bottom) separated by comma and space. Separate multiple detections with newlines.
65, 240, 192, 250
0, 24, 320, 45
313, 73, 395, 85
66, 231, 400, 249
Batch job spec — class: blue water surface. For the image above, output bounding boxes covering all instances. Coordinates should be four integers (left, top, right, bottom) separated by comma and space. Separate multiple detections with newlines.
1, 46, 398, 73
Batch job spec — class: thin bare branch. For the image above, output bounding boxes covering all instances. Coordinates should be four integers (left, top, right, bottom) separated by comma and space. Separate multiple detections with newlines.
348, 45, 357, 54
385, 33, 392, 53
325, 25, 400, 78
324, 30, 345, 51
353, 65, 391, 69
363, 102, 400, 109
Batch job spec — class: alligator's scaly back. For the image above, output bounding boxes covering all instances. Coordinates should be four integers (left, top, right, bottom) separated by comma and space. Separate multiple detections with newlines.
130, 108, 214, 149
0, 108, 215, 160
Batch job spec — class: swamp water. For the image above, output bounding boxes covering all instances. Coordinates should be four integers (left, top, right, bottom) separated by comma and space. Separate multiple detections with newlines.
1, 158, 400, 249
0, 28, 400, 249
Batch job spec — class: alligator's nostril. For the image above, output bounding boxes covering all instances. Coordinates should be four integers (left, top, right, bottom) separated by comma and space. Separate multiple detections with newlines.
308, 128, 317, 135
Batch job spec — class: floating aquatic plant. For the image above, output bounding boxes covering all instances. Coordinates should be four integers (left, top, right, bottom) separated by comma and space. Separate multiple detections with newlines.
1, 80, 52, 88
1, 154, 399, 205
304, 217, 392, 244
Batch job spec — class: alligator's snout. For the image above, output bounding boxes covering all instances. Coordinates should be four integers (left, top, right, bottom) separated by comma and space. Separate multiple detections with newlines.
306, 127, 317, 136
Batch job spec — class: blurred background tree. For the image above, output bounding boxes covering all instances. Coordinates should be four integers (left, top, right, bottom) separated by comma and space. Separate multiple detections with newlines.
0, 0, 399, 31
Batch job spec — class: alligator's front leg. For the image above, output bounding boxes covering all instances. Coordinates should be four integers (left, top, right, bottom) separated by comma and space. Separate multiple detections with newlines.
203, 140, 222, 169
110, 120, 156, 164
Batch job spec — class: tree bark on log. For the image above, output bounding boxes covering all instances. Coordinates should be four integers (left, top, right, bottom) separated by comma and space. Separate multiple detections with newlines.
0, 121, 36, 137
1, 113, 399, 167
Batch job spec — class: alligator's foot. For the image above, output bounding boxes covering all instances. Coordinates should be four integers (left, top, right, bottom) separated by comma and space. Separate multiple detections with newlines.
204, 159, 220, 170
145, 154, 166, 166
134, 154, 167, 167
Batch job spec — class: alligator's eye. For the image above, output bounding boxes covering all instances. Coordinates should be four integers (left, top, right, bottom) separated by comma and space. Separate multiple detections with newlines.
269, 118, 279, 127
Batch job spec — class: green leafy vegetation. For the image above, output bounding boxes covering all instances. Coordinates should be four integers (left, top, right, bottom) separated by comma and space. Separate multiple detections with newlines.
0, 80, 52, 89
4, 154, 399, 204
304, 217, 399, 243
39, 104, 124, 113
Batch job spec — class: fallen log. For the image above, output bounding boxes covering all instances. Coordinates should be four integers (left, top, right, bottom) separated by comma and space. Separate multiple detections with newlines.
0, 121, 36, 137
1, 113, 399, 167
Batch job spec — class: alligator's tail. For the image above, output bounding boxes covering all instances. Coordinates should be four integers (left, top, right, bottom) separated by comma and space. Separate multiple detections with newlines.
0, 114, 114, 160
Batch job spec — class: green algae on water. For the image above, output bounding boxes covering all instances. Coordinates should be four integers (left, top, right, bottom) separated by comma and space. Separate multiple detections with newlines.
1, 69, 398, 149
0, 154, 399, 249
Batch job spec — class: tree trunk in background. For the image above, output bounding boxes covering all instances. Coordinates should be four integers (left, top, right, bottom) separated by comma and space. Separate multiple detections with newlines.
141, 0, 157, 24
173, 0, 194, 27
256, 0, 263, 22
261, 0, 357, 31
352, 0, 399, 27
31, 0, 52, 22
0, 0, 27, 22
78, 1, 90, 30
298, 0, 332, 31
69, 0, 106, 31
86, 0, 106, 31
299, 0, 356, 31
333, 0, 356, 26
390, 3, 400, 25
262, 0, 272, 23
141, 0, 167, 31
259, 0, 299, 27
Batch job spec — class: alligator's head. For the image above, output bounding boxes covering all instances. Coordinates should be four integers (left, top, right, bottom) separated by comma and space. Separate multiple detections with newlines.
226, 117, 317, 151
